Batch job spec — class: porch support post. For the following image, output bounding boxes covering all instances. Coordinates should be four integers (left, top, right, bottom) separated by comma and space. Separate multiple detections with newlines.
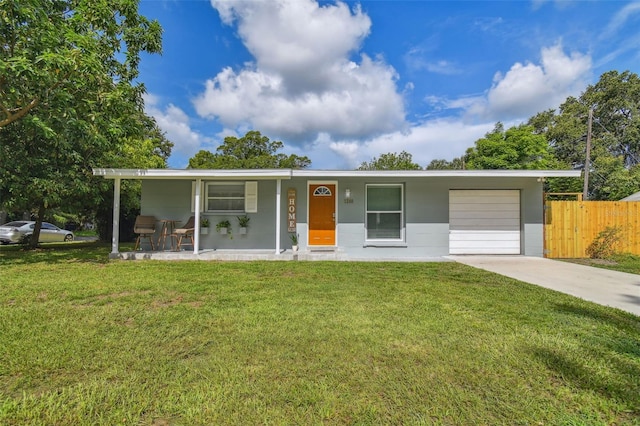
275, 178, 281, 254
111, 178, 121, 255
194, 178, 201, 255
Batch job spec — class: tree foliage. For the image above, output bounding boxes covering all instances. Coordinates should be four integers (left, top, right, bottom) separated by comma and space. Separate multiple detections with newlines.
0, 0, 162, 127
425, 158, 465, 170
528, 70, 640, 199
464, 123, 555, 170
439, 70, 640, 200
188, 131, 311, 169
357, 151, 422, 170
0, 0, 168, 246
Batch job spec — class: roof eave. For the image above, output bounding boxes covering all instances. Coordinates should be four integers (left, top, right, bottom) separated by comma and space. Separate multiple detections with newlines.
93, 168, 581, 179
291, 169, 582, 178
92, 168, 293, 180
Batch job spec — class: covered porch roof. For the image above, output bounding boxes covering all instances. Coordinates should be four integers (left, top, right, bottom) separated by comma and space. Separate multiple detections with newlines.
92, 168, 295, 258
93, 168, 581, 180
93, 168, 293, 180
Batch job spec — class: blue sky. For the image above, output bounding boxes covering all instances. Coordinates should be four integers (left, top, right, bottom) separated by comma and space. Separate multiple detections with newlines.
138, 0, 640, 169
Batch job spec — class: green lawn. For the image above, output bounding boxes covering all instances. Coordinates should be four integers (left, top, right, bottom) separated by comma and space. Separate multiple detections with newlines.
1, 243, 639, 425
564, 253, 640, 275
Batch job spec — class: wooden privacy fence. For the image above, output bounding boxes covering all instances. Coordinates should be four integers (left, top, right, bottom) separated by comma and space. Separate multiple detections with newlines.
544, 200, 640, 258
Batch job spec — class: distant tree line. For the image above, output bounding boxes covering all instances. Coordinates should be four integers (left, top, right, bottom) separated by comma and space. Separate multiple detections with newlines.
359, 70, 640, 200
188, 131, 311, 170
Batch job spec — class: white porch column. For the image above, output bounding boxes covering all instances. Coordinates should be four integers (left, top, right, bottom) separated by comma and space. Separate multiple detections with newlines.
275, 178, 281, 254
111, 178, 121, 255
194, 178, 201, 255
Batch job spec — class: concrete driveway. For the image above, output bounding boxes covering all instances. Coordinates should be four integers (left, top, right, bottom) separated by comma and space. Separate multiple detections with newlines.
448, 256, 640, 317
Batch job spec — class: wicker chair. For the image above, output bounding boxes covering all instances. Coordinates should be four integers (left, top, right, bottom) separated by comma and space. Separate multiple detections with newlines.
133, 215, 157, 251
172, 216, 195, 251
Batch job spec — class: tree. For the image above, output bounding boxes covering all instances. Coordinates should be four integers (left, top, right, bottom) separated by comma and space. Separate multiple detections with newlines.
93, 113, 173, 242
0, 0, 162, 128
461, 122, 581, 194
188, 150, 218, 169
0, 0, 166, 247
425, 158, 465, 170
464, 123, 555, 170
587, 153, 640, 201
528, 70, 640, 199
357, 151, 421, 170
188, 131, 311, 169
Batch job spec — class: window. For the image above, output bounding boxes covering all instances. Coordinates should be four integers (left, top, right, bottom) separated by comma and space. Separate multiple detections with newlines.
206, 182, 245, 212
193, 181, 258, 213
366, 184, 403, 240
313, 186, 332, 196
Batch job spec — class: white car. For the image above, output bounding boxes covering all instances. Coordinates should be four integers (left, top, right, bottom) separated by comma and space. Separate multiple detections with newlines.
0, 221, 75, 244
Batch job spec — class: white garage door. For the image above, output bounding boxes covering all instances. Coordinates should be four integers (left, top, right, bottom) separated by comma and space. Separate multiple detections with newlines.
449, 190, 521, 255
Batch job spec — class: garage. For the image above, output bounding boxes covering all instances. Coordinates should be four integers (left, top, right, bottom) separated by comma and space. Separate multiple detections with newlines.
449, 189, 521, 255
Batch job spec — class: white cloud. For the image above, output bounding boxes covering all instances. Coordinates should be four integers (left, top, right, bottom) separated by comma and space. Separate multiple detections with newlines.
328, 140, 361, 167
465, 44, 591, 120
144, 94, 209, 163
596, 3, 640, 68
596, 31, 640, 68
358, 119, 495, 168
602, 2, 640, 39
186, 2, 594, 170
404, 47, 461, 75
472, 16, 504, 32
196, 0, 406, 143
531, 0, 574, 11
306, 118, 494, 169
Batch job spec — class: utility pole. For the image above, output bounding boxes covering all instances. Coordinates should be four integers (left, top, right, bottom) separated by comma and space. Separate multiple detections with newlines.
583, 108, 593, 200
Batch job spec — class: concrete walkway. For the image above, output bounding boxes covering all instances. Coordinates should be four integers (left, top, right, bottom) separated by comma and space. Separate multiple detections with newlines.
448, 256, 640, 317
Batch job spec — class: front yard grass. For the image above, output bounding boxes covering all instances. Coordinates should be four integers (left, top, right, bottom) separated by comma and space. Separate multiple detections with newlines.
564, 253, 640, 275
1, 243, 639, 425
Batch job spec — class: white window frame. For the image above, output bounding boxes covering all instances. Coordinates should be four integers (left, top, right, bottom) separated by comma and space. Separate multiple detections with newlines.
365, 183, 404, 242
203, 181, 246, 213
192, 181, 258, 213
313, 186, 332, 196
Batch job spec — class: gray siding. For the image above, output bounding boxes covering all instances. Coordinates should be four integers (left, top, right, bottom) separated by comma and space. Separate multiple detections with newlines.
141, 175, 546, 257
142, 180, 280, 250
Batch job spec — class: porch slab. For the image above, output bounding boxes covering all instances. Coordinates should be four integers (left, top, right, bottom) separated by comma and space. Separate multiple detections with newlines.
110, 249, 450, 262
113, 249, 292, 261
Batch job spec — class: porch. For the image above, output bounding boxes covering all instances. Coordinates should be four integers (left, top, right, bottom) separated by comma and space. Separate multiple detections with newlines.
111, 248, 346, 261
110, 248, 450, 262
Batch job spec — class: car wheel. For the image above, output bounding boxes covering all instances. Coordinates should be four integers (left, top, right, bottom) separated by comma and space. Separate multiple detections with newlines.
64, 234, 74, 242
20, 235, 32, 245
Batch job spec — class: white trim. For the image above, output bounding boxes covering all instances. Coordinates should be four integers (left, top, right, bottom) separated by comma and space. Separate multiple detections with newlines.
111, 178, 121, 255
365, 183, 404, 243
275, 179, 282, 254
204, 181, 246, 213
93, 168, 581, 180
306, 180, 338, 247
93, 168, 292, 180
293, 170, 581, 178
313, 186, 332, 196
194, 178, 201, 255
191, 181, 204, 213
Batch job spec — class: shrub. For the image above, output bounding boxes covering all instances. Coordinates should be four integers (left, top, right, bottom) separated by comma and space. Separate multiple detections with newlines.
586, 226, 622, 259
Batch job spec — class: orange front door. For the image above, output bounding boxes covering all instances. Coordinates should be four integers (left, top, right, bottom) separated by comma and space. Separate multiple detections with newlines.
308, 184, 336, 246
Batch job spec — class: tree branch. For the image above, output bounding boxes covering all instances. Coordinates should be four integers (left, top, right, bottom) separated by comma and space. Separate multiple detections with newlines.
0, 69, 73, 128
0, 98, 40, 128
